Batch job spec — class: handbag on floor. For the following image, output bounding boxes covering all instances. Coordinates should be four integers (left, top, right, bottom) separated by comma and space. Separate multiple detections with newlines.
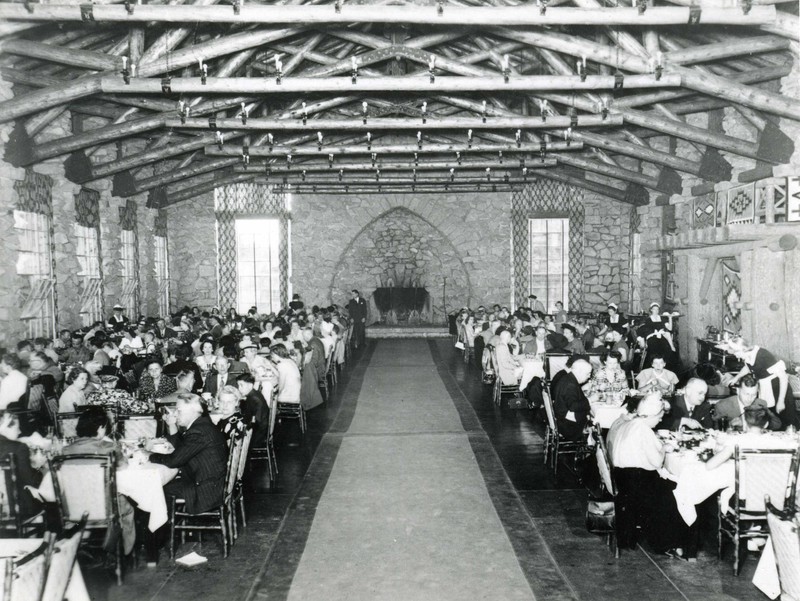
454, 340, 465, 350
585, 499, 615, 534
506, 395, 527, 410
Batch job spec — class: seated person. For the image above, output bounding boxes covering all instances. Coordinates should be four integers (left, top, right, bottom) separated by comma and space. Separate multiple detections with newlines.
561, 324, 585, 355
661, 377, 714, 431
58, 367, 90, 413
713, 375, 781, 431
203, 356, 239, 399
587, 351, 630, 403
607, 326, 630, 366
607, 394, 690, 555
215, 386, 248, 442
0, 354, 28, 410
163, 344, 203, 394
495, 329, 523, 385
522, 324, 550, 356
148, 393, 228, 515
62, 408, 135, 554
137, 358, 177, 400
552, 358, 593, 441
636, 354, 678, 396
270, 344, 302, 405
0, 411, 42, 518
236, 373, 269, 447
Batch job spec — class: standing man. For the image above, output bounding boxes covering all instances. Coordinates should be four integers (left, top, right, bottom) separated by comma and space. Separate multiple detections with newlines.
347, 289, 367, 349
527, 294, 546, 314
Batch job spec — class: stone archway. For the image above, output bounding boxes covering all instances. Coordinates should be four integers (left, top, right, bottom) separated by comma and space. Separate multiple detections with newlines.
330, 207, 471, 324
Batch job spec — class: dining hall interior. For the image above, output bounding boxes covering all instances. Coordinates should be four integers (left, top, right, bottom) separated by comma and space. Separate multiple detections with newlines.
0, 0, 800, 599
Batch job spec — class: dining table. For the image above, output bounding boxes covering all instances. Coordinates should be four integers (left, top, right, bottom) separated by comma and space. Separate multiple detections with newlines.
590, 400, 628, 429
0, 538, 90, 601
518, 355, 545, 392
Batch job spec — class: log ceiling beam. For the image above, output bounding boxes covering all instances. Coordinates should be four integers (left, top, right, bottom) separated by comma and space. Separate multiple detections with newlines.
230, 158, 558, 174
0, 4, 777, 26
0, 39, 120, 71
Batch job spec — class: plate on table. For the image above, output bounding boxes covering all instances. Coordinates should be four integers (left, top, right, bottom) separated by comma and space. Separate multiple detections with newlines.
150, 439, 174, 454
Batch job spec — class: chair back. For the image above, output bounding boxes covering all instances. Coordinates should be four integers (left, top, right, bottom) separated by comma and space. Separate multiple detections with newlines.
117, 414, 158, 439
785, 451, 800, 513
594, 425, 615, 497
736, 447, 796, 513
7, 536, 54, 601
41, 514, 87, 601
49, 453, 118, 526
0, 454, 21, 534
55, 412, 84, 439
225, 436, 243, 498
236, 426, 254, 482
545, 353, 570, 383
765, 496, 800, 601
542, 385, 557, 432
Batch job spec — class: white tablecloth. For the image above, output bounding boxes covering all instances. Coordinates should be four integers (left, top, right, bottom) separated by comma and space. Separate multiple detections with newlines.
0, 538, 90, 601
590, 403, 628, 429
37, 462, 176, 532
519, 357, 545, 392
665, 451, 735, 526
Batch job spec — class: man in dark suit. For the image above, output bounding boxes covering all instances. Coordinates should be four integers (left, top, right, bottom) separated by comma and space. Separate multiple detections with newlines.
347, 289, 367, 349
163, 344, 204, 393
236, 373, 270, 447
148, 393, 228, 514
552, 358, 594, 441
302, 326, 327, 382
202, 356, 238, 399
154, 318, 176, 341
714, 375, 781, 431
662, 377, 714, 431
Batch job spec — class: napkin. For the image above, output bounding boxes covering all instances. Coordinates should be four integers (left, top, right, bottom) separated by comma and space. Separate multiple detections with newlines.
175, 552, 207, 567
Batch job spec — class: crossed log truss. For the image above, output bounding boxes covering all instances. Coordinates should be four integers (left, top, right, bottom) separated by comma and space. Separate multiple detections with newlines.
0, 0, 797, 205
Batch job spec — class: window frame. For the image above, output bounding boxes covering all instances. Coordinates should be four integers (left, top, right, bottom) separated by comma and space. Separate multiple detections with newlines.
528, 217, 569, 312
234, 217, 281, 315
14, 209, 56, 338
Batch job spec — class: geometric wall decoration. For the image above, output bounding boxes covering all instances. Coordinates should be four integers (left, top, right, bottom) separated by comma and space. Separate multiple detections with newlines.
721, 258, 742, 334
715, 189, 727, 226
692, 194, 716, 229
511, 181, 584, 310
726, 182, 756, 225
119, 198, 138, 232
214, 183, 289, 312
788, 176, 800, 222
74, 187, 100, 229
154, 208, 168, 238
13, 168, 53, 216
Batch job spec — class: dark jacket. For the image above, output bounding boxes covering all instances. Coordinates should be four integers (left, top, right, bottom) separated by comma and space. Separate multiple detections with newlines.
242, 389, 270, 446
0, 435, 42, 517
552, 372, 591, 435
149, 415, 228, 513
713, 396, 782, 431
662, 394, 715, 431
163, 359, 204, 393
202, 371, 238, 397
307, 336, 327, 379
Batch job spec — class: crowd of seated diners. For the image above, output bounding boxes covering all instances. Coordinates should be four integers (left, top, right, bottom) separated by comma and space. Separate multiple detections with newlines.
452, 296, 800, 583
0, 296, 354, 586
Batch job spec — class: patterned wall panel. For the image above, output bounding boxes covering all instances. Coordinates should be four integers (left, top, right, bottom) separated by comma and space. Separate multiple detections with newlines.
727, 183, 756, 225
787, 176, 800, 222
119, 198, 138, 232
154, 208, 168, 238
691, 194, 716, 229
14, 169, 53, 216
721, 258, 742, 334
214, 183, 288, 311
74, 187, 100, 229
511, 181, 584, 310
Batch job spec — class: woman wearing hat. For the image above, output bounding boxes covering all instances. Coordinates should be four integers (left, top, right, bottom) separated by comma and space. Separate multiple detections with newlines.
107, 304, 129, 332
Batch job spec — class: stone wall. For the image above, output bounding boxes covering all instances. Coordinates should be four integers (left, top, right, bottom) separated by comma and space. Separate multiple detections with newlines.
582, 196, 632, 310
290, 192, 513, 317
165, 191, 218, 312
0, 74, 165, 346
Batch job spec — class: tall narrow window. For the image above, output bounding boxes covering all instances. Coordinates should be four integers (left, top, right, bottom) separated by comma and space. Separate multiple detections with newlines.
154, 235, 170, 318
74, 224, 103, 326
235, 218, 280, 314
15, 210, 55, 338
528, 218, 569, 311
120, 229, 139, 317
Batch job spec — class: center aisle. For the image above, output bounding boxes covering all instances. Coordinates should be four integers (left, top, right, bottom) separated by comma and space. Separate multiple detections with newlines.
288, 340, 532, 601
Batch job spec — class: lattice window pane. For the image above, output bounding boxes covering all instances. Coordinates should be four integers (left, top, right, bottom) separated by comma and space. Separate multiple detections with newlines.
14, 210, 55, 337
120, 229, 138, 316
235, 218, 280, 314
528, 218, 569, 312
154, 235, 169, 318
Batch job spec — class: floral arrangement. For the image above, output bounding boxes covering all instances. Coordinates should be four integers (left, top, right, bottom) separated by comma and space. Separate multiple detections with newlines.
85, 388, 152, 415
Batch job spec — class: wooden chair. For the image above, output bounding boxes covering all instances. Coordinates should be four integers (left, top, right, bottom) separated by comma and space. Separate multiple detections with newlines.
55, 412, 84, 439
251, 392, 279, 482
49, 453, 124, 585
489, 348, 521, 407
231, 426, 254, 541
544, 353, 571, 382
5, 535, 55, 601
169, 435, 242, 559
765, 496, 800, 601
592, 424, 619, 557
277, 400, 306, 435
116, 414, 158, 439
785, 451, 800, 513
541, 384, 584, 477
719, 447, 797, 575
41, 514, 87, 601
0, 454, 45, 538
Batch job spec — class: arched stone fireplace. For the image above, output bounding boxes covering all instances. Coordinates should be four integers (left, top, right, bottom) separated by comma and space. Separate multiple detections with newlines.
329, 207, 471, 325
